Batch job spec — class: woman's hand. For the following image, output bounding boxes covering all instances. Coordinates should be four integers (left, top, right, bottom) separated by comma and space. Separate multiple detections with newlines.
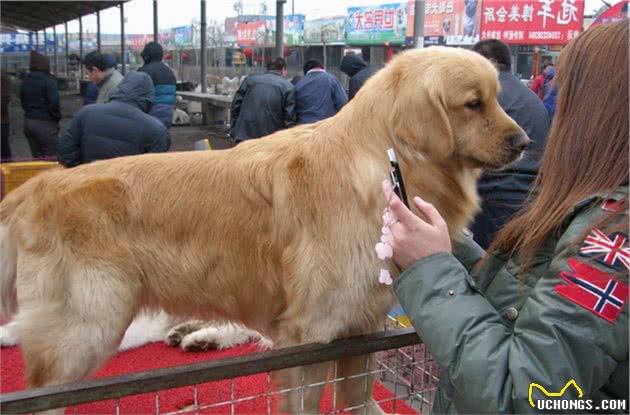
382, 180, 452, 270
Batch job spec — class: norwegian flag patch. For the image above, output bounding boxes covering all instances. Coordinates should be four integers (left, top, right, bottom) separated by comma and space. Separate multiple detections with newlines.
602, 199, 624, 212
555, 259, 629, 323
579, 228, 630, 271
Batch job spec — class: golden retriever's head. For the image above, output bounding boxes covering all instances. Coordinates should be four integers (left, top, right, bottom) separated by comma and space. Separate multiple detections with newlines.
385, 47, 529, 169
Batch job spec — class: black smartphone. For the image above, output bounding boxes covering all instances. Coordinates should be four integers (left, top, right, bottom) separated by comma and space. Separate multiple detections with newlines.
387, 148, 409, 208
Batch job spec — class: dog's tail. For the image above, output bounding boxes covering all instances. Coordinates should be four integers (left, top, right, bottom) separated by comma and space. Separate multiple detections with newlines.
0, 222, 17, 318
0, 195, 20, 318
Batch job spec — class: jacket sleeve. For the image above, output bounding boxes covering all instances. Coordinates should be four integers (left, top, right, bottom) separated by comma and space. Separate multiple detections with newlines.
394, 213, 628, 413
57, 114, 83, 167
331, 78, 348, 112
46, 76, 62, 121
348, 77, 360, 100
230, 78, 248, 129
452, 232, 486, 272
147, 126, 169, 153
283, 86, 297, 129
19, 83, 27, 112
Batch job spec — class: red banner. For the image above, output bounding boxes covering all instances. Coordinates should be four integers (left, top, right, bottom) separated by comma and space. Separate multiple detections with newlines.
130, 34, 154, 50
236, 21, 267, 46
480, 0, 584, 44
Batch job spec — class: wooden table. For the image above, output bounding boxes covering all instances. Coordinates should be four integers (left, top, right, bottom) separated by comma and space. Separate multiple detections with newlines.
176, 92, 233, 126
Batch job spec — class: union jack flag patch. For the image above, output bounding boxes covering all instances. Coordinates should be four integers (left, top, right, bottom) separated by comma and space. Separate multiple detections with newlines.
579, 228, 630, 272
556, 259, 629, 322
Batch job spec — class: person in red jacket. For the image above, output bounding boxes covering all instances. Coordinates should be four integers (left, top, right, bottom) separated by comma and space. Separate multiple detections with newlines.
530, 62, 552, 100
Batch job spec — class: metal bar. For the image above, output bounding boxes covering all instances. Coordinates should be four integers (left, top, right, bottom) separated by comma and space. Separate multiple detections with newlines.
97, 10, 101, 52
275, 0, 285, 59
413, 0, 425, 48
153, 0, 158, 43
53, 26, 58, 74
64, 22, 69, 76
120, 1, 126, 75
1, 329, 419, 414
200, 0, 207, 93
79, 16, 83, 80
43, 28, 47, 56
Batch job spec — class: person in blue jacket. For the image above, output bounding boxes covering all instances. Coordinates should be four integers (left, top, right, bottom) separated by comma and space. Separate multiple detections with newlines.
138, 42, 177, 130
544, 84, 558, 117
294, 59, 347, 124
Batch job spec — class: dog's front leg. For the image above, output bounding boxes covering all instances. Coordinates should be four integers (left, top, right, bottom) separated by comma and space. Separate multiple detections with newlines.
336, 354, 386, 415
273, 362, 330, 414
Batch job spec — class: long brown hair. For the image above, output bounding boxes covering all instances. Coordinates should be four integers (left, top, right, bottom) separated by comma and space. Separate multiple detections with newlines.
487, 19, 629, 269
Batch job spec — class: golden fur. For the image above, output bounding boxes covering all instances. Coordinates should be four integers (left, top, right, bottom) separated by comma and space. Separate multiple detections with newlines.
0, 47, 525, 413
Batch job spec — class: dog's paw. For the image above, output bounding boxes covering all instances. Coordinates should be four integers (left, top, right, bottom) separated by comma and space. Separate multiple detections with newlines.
0, 323, 19, 347
180, 328, 220, 351
165, 321, 207, 347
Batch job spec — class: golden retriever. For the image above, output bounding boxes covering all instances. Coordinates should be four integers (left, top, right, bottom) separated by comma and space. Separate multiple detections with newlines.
0, 47, 527, 414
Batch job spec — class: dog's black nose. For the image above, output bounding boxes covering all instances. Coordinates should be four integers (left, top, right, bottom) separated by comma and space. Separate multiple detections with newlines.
509, 133, 531, 152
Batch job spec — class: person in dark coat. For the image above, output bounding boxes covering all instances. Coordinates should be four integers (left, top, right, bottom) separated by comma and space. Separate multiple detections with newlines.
340, 54, 377, 100
83, 82, 99, 105
470, 39, 551, 248
137, 42, 177, 129
20, 51, 61, 158
57, 71, 169, 167
1, 69, 11, 159
230, 57, 296, 142
294, 59, 347, 124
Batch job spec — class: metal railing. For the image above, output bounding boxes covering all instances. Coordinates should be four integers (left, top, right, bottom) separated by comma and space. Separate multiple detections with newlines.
0, 327, 439, 414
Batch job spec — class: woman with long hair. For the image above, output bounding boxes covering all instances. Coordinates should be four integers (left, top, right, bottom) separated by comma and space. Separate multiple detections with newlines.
383, 19, 628, 413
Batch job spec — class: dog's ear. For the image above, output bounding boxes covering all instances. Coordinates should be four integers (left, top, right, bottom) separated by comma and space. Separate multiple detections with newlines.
392, 74, 454, 161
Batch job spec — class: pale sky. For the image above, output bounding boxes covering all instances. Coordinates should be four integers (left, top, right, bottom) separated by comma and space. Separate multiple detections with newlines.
53, 0, 622, 34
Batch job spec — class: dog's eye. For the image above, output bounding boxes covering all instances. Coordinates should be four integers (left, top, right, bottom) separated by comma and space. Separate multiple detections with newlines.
465, 100, 482, 111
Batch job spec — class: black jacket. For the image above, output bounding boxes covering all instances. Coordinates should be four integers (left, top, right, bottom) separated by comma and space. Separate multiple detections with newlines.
58, 71, 169, 167
20, 51, 61, 122
471, 70, 551, 248
230, 71, 296, 141
340, 55, 377, 100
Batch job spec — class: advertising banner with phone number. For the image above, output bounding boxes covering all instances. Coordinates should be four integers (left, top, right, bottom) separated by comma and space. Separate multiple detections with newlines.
346, 3, 409, 45
480, 0, 584, 44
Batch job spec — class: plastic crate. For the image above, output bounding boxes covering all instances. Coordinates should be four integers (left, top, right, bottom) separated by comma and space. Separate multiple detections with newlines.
0, 161, 59, 198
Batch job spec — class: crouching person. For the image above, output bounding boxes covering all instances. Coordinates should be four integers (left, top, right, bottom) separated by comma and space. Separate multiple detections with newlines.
58, 71, 170, 167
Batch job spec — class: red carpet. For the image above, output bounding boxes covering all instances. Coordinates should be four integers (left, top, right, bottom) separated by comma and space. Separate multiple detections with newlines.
1, 343, 417, 414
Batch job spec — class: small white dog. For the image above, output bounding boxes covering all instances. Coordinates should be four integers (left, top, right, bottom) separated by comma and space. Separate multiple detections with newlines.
1, 315, 271, 352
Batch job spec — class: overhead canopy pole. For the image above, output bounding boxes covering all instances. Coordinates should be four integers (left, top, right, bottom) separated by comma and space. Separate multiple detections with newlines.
120, 1, 126, 75
275, 1, 285, 59
153, 0, 158, 42
200, 0, 207, 93
97, 10, 102, 51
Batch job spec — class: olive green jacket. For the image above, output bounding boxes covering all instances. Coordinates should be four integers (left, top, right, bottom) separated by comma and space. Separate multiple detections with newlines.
395, 187, 628, 413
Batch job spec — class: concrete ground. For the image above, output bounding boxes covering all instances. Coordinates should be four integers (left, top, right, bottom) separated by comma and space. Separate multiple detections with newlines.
4, 88, 235, 160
